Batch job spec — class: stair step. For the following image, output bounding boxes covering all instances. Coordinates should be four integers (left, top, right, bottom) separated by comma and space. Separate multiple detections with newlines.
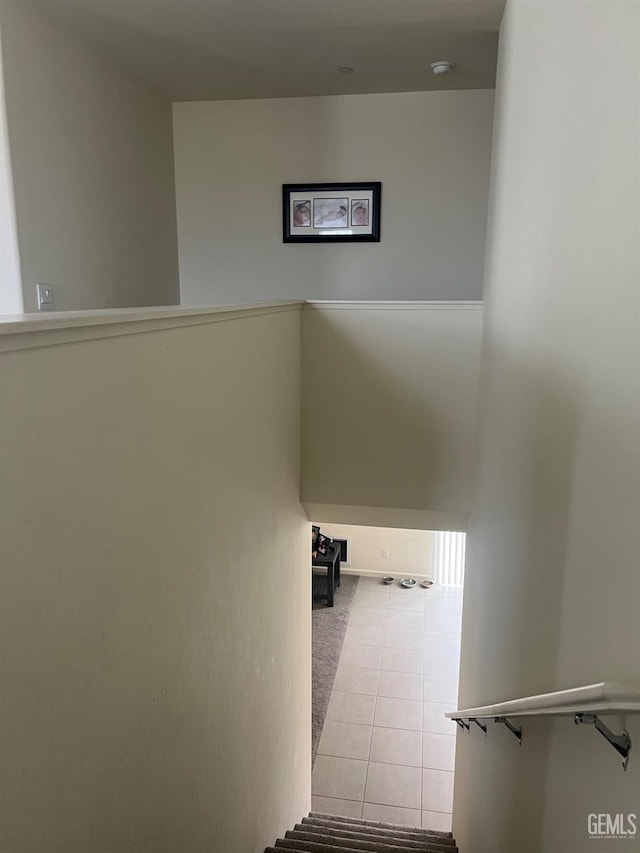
265, 849, 308, 853
287, 828, 455, 853
275, 841, 374, 853
303, 816, 453, 844
295, 825, 446, 847
275, 837, 453, 853
308, 814, 452, 840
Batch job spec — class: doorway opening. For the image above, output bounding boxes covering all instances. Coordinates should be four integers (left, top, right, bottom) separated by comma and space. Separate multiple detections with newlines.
311, 523, 465, 830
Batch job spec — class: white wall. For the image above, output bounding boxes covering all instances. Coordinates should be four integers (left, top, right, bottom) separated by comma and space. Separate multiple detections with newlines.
455, 2, 640, 851
173, 90, 494, 305
316, 522, 435, 578
0, 1, 180, 312
302, 303, 483, 530
0, 14, 20, 314
0, 305, 310, 853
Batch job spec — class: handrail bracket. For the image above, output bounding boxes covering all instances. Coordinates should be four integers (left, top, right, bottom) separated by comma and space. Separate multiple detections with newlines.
574, 713, 632, 771
494, 716, 522, 744
470, 717, 487, 735
453, 718, 470, 732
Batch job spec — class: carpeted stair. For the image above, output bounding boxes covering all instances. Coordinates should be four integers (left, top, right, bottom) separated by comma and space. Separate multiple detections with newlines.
264, 813, 457, 853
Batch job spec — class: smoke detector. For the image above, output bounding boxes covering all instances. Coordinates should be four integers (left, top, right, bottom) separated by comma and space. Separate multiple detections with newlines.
431, 60, 455, 76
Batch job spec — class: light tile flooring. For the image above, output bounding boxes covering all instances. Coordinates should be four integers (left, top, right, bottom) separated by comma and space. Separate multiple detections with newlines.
312, 576, 462, 833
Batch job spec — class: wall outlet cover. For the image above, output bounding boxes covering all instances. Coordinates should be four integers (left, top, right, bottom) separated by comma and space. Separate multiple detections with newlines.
36, 283, 53, 310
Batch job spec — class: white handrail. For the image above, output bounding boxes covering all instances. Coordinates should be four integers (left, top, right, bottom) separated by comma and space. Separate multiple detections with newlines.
446, 681, 640, 720
447, 682, 640, 770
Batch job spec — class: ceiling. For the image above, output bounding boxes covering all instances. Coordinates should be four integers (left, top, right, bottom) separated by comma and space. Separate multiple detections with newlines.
30, 0, 506, 101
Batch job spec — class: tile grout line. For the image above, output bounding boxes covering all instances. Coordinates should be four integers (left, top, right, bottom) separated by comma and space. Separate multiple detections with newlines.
359, 583, 381, 816
421, 622, 425, 815
357, 577, 372, 815
361, 693, 377, 815
366, 601, 382, 816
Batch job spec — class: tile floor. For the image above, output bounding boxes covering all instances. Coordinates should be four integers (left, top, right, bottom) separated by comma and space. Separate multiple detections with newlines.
312, 576, 462, 833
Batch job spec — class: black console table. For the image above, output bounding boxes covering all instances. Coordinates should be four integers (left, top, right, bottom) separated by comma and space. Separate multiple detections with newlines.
312, 544, 341, 607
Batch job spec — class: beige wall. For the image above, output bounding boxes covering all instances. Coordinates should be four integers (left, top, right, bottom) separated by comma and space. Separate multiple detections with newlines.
0, 305, 310, 853
455, 2, 640, 851
173, 90, 495, 305
316, 522, 435, 578
302, 302, 483, 530
0, 0, 179, 312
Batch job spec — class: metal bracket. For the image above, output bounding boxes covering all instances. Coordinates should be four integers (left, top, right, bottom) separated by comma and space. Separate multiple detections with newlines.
494, 716, 522, 744
574, 714, 632, 771
470, 717, 487, 735
453, 718, 470, 732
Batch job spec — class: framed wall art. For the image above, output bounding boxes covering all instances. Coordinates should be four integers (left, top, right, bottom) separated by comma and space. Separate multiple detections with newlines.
282, 182, 381, 243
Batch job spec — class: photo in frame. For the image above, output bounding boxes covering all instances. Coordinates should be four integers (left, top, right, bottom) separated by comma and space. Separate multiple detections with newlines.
316, 534, 332, 556
283, 182, 381, 243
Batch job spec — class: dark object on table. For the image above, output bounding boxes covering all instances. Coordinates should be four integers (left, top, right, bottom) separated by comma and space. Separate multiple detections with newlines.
316, 533, 332, 556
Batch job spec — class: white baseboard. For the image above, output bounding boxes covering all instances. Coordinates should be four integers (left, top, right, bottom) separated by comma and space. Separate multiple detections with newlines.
341, 568, 433, 581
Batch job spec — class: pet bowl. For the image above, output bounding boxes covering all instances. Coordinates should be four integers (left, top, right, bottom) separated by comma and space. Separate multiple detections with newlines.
400, 578, 417, 588
421, 580, 434, 589
382, 576, 394, 585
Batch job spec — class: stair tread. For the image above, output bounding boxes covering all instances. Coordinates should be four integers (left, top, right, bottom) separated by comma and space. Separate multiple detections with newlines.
276, 837, 455, 853
290, 827, 454, 852
296, 824, 447, 843
264, 813, 457, 853
266, 849, 308, 853
302, 815, 455, 847
308, 814, 452, 839
277, 842, 370, 853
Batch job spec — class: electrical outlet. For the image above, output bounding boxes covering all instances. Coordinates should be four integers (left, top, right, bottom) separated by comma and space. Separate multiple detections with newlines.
36, 283, 53, 310
382, 549, 390, 559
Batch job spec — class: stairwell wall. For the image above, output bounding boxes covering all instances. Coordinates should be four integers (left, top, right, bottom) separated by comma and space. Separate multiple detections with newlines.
302, 302, 483, 531
455, 2, 640, 851
0, 304, 310, 853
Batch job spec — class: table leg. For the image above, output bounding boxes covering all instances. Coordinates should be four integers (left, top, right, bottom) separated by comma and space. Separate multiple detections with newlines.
327, 562, 334, 607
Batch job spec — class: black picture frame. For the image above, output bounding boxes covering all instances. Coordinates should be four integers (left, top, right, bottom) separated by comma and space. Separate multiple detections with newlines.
283, 181, 382, 243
